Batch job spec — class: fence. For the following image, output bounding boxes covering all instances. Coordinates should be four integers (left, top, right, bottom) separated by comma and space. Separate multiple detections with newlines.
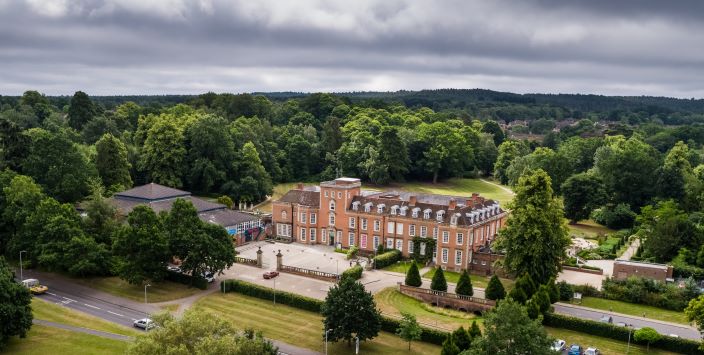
234, 256, 259, 266
399, 284, 495, 312
278, 264, 339, 282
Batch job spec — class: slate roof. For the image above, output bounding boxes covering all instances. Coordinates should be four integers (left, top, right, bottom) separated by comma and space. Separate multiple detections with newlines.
277, 189, 321, 207
114, 183, 190, 201
111, 195, 225, 215
200, 209, 259, 227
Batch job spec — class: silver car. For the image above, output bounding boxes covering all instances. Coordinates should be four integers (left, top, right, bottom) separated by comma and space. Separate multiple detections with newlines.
133, 318, 155, 330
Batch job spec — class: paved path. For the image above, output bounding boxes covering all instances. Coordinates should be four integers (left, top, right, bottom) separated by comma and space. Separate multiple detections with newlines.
479, 178, 515, 196
33, 319, 133, 341
620, 238, 640, 261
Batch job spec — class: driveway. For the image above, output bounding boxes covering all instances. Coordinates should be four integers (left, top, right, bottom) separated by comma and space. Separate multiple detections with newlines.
236, 241, 361, 274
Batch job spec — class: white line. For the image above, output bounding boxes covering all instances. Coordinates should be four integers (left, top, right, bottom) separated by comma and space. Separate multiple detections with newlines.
107, 311, 125, 317
84, 304, 101, 310
47, 292, 57, 296
62, 296, 77, 302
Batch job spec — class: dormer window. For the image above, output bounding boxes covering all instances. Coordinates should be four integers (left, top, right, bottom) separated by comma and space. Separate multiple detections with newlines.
377, 203, 385, 214
400, 206, 408, 216
466, 213, 474, 224
329, 200, 336, 211
352, 201, 360, 211
423, 209, 432, 219
436, 210, 445, 222
412, 207, 420, 218
451, 213, 460, 225
390, 205, 399, 215
364, 202, 373, 213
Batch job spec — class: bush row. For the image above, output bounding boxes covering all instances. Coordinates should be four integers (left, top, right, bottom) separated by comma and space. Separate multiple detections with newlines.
373, 249, 402, 269
165, 270, 208, 290
601, 277, 699, 311
221, 279, 323, 312
341, 264, 363, 281
543, 313, 703, 354
674, 263, 704, 279
380, 315, 448, 345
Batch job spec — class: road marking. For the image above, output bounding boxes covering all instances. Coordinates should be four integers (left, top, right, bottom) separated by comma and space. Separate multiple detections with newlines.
47, 292, 57, 296
62, 296, 77, 302
107, 311, 125, 317
84, 303, 101, 310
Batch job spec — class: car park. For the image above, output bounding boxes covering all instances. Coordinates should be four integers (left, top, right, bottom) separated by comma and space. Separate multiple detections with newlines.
21, 279, 48, 295
263, 271, 279, 279
133, 318, 155, 330
551, 339, 566, 352
584, 347, 600, 355
568, 344, 582, 355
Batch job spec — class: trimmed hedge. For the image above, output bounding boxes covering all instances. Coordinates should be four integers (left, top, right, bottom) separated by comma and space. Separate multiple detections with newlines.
374, 249, 402, 269
165, 270, 208, 290
341, 264, 363, 281
380, 315, 448, 345
544, 313, 703, 354
221, 279, 323, 312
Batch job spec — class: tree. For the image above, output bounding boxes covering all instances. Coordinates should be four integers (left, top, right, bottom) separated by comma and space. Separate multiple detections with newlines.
685, 295, 704, 335
557, 137, 603, 173
415, 121, 474, 184
227, 142, 272, 203
67, 91, 95, 130
508, 287, 528, 304
127, 310, 277, 355
217, 195, 233, 209
112, 206, 170, 284
637, 200, 697, 262
0, 257, 33, 349
468, 320, 481, 339
561, 172, 607, 224
494, 140, 528, 184
506, 147, 572, 193
321, 276, 381, 346
482, 120, 505, 146
514, 273, 537, 299
0, 118, 29, 172
374, 126, 410, 184
82, 185, 120, 245
431, 267, 448, 292
532, 286, 552, 314
657, 141, 693, 202
495, 169, 570, 285
405, 261, 422, 287
452, 326, 471, 352
526, 299, 541, 320
95, 133, 132, 192
633, 327, 661, 352
466, 298, 553, 355
140, 117, 186, 188
485, 275, 506, 301
455, 270, 473, 296
396, 312, 422, 350
184, 114, 235, 193
441, 334, 461, 355
547, 278, 560, 304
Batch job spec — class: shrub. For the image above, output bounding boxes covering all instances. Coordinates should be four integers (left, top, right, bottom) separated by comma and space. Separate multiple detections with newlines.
341, 264, 363, 281
455, 270, 473, 296
508, 287, 527, 304
165, 270, 208, 290
485, 275, 506, 301
373, 249, 402, 269
405, 261, 422, 287
346, 245, 359, 260
572, 284, 601, 297
430, 267, 448, 292
380, 316, 448, 345
601, 276, 699, 311
591, 203, 636, 229
221, 279, 323, 312
556, 281, 573, 301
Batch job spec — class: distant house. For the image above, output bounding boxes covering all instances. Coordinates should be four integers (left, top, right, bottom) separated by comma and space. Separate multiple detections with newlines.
612, 259, 674, 283
110, 183, 264, 246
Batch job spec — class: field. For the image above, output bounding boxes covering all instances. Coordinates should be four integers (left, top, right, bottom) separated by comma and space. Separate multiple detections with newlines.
567, 220, 615, 239
257, 182, 311, 212
32, 298, 139, 336
74, 276, 204, 303
3, 325, 130, 355
192, 292, 440, 354
546, 327, 677, 355
374, 288, 481, 331
579, 297, 689, 325
422, 268, 515, 291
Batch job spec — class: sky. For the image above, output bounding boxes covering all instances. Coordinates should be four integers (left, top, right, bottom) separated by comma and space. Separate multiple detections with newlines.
1, 0, 703, 97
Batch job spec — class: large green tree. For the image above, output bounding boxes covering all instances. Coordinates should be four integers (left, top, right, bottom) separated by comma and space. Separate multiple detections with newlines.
637, 200, 700, 262
495, 169, 570, 285
657, 141, 693, 201
95, 133, 132, 192
322, 276, 382, 347
0, 118, 29, 172
140, 117, 186, 188
184, 114, 235, 193
414, 121, 474, 184
225, 142, 272, 203
506, 147, 572, 193
0, 257, 32, 349
67, 91, 95, 130
561, 172, 607, 224
482, 120, 505, 146
494, 140, 528, 184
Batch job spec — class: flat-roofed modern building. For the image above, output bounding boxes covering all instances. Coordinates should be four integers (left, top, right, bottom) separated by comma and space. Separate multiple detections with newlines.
272, 177, 508, 273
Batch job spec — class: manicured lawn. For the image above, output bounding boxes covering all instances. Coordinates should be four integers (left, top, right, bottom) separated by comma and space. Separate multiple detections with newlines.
382, 260, 415, 273
4, 325, 129, 355
567, 220, 615, 239
193, 292, 440, 354
546, 326, 678, 355
422, 268, 514, 291
376, 178, 514, 206
374, 288, 481, 331
32, 298, 139, 336
74, 276, 203, 303
579, 297, 689, 325
258, 182, 311, 212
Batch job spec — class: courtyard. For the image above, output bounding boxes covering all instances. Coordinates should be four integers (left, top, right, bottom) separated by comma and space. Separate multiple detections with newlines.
235, 241, 362, 275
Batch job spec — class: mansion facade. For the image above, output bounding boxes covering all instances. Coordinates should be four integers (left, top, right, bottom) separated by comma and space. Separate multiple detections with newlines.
272, 178, 508, 272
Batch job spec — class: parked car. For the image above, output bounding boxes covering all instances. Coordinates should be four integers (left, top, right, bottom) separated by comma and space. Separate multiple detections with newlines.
669, 334, 680, 338
263, 271, 279, 279
21, 279, 48, 295
202, 271, 215, 283
584, 347, 600, 355
568, 344, 582, 355
133, 318, 155, 330
166, 265, 181, 273
551, 339, 566, 352
599, 315, 613, 323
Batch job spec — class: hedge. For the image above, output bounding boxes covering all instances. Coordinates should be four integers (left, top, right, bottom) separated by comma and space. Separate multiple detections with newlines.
165, 270, 208, 290
221, 279, 323, 312
341, 264, 363, 281
380, 315, 448, 345
374, 249, 402, 269
544, 313, 703, 354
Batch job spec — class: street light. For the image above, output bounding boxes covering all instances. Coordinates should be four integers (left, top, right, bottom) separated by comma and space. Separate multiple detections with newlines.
325, 328, 333, 355
626, 323, 633, 354
273, 277, 277, 306
19, 250, 27, 281
144, 284, 151, 304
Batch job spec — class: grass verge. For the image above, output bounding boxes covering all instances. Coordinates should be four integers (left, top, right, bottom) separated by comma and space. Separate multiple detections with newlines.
374, 288, 480, 331
422, 268, 515, 291
4, 325, 129, 355
546, 326, 678, 355
193, 292, 440, 354
31, 298, 139, 336
74, 276, 203, 303
579, 297, 689, 325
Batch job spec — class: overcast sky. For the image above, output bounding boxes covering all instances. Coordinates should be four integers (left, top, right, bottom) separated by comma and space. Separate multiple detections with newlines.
1, 0, 703, 97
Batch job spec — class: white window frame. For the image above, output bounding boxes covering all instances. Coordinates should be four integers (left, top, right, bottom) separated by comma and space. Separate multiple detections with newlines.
374, 220, 381, 232
386, 238, 393, 249
420, 226, 427, 237
310, 228, 316, 241
387, 222, 395, 234
281, 210, 287, 219
325, 191, 328, 197
310, 213, 316, 224
420, 242, 426, 256
396, 239, 403, 251
300, 211, 307, 224
329, 200, 336, 211
442, 248, 449, 263
349, 217, 356, 228
329, 214, 335, 225
338, 192, 342, 198
396, 223, 404, 235
361, 218, 367, 230
361, 234, 368, 249
455, 250, 462, 265
348, 232, 355, 246
442, 231, 449, 244
408, 240, 414, 254
322, 229, 327, 243
409, 224, 416, 236
433, 227, 438, 239
456, 233, 464, 245
300, 228, 306, 241
373, 235, 379, 247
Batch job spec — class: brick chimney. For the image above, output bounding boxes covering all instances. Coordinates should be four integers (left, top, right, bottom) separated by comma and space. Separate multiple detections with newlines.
471, 193, 480, 204
297, 183, 304, 190
448, 198, 457, 210
409, 195, 417, 206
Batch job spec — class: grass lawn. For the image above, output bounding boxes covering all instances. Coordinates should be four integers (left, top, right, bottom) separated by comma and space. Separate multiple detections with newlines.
382, 260, 415, 273
579, 297, 689, 325
32, 298, 139, 336
4, 325, 129, 355
193, 292, 440, 354
374, 288, 480, 331
74, 276, 203, 303
258, 182, 311, 212
422, 268, 515, 291
567, 220, 615, 239
546, 327, 677, 355
373, 178, 514, 206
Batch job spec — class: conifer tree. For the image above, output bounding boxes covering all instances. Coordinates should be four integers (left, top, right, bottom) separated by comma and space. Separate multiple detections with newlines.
430, 267, 448, 292
452, 326, 471, 352
485, 275, 506, 301
469, 320, 482, 339
405, 261, 422, 287
508, 287, 528, 304
455, 269, 473, 296
440, 334, 460, 355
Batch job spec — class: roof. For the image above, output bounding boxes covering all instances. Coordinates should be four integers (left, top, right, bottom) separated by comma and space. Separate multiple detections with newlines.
110, 196, 225, 214
114, 183, 190, 201
200, 209, 259, 227
277, 189, 321, 207
614, 259, 671, 271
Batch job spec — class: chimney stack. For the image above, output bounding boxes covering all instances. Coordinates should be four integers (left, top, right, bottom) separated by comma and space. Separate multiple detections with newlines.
471, 193, 480, 204
409, 195, 417, 206
448, 198, 457, 210
297, 183, 304, 190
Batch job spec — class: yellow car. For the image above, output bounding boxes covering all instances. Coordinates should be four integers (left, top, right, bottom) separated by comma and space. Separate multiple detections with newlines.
22, 279, 48, 295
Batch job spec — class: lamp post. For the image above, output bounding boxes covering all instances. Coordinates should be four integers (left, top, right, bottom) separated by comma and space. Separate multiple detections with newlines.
626, 323, 633, 354
325, 328, 333, 355
273, 277, 277, 306
144, 284, 151, 304
354, 335, 360, 354
336, 260, 339, 274
19, 250, 27, 280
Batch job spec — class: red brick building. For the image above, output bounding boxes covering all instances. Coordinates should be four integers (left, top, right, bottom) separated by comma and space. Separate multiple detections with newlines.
272, 178, 508, 272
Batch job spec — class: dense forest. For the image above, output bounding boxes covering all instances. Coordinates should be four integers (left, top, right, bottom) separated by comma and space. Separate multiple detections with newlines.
3, 89, 704, 279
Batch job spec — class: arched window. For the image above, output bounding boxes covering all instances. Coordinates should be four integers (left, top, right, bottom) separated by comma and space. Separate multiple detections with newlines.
329, 200, 336, 211
281, 210, 287, 219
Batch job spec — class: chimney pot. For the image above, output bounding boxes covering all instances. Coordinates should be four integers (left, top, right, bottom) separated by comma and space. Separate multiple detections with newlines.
448, 198, 457, 210
409, 195, 417, 206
